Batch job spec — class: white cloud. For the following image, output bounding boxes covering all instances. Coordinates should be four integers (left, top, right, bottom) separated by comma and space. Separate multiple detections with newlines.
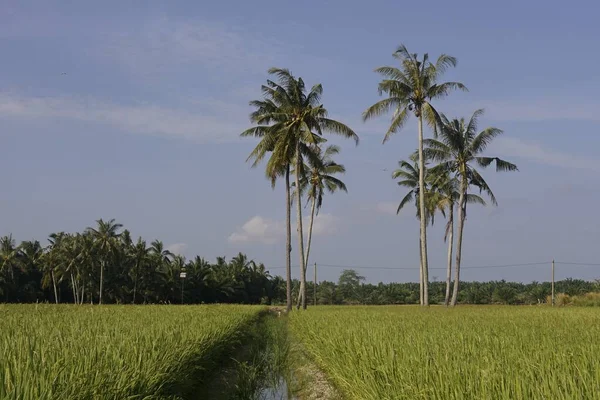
228, 213, 339, 244
0, 93, 247, 142
492, 137, 600, 172
228, 216, 284, 245
166, 243, 188, 255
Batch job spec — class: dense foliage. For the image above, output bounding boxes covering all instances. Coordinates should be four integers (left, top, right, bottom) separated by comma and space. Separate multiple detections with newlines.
0, 304, 264, 399
0, 220, 282, 305
290, 306, 600, 399
0, 227, 595, 306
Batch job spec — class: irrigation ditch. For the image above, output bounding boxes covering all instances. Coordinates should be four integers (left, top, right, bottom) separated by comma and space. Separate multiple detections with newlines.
196, 308, 341, 400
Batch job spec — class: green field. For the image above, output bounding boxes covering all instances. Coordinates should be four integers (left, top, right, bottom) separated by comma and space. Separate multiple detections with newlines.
0, 304, 264, 399
4, 304, 600, 400
290, 306, 600, 400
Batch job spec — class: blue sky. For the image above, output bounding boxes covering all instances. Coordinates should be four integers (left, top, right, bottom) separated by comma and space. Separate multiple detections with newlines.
2, 0, 599, 283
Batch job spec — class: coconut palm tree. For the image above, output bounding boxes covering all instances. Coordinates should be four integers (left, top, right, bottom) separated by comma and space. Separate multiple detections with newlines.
424, 109, 518, 306
242, 67, 358, 311
43, 232, 68, 303
294, 145, 347, 309
86, 218, 123, 304
428, 169, 485, 305
363, 44, 466, 305
130, 238, 150, 304
393, 154, 444, 303
0, 235, 22, 301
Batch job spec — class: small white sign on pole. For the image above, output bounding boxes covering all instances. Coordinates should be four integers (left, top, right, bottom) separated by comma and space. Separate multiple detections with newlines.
179, 272, 187, 278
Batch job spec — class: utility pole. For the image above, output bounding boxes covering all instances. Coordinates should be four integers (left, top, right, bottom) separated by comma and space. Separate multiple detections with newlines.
551, 260, 555, 306
180, 269, 187, 305
314, 263, 317, 307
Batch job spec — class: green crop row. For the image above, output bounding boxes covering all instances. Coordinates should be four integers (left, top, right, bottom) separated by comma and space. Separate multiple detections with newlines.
0, 304, 264, 400
290, 306, 600, 399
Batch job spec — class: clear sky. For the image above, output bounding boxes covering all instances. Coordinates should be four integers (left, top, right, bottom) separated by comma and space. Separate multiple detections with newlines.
2, 0, 599, 283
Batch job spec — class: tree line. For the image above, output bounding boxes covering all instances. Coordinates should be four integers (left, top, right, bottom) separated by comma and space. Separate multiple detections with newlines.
0, 229, 595, 306
0, 220, 283, 304
243, 43, 518, 310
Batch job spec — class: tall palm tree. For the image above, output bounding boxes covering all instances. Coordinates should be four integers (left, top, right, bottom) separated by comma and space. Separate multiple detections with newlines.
294, 145, 347, 309
242, 67, 358, 311
428, 169, 485, 305
392, 154, 443, 303
424, 109, 518, 306
86, 218, 123, 304
363, 44, 466, 305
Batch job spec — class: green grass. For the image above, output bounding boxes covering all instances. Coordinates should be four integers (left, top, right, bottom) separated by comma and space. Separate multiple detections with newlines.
290, 306, 600, 399
0, 304, 264, 400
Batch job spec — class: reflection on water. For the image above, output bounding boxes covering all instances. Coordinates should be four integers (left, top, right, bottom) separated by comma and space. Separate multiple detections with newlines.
258, 376, 297, 400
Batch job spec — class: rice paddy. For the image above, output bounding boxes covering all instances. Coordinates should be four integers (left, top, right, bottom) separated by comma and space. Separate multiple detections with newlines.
0, 304, 264, 399
289, 306, 600, 400
3, 304, 600, 399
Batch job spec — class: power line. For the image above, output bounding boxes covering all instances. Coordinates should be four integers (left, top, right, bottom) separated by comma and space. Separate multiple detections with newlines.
267, 261, 552, 271
318, 261, 551, 270
555, 261, 600, 266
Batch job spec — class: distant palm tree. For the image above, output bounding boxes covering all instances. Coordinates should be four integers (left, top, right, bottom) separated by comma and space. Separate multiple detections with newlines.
149, 240, 173, 266
43, 232, 67, 303
294, 145, 347, 309
363, 44, 466, 305
86, 218, 123, 304
130, 238, 150, 304
243, 68, 357, 311
424, 109, 517, 306
0, 235, 22, 301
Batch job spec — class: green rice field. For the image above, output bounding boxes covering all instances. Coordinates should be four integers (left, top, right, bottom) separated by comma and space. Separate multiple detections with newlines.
3, 304, 600, 399
290, 306, 600, 400
0, 304, 264, 399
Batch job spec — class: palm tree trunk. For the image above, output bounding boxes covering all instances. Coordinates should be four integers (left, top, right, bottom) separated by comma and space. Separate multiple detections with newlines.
71, 273, 78, 304
419, 234, 423, 305
285, 166, 292, 312
99, 260, 104, 305
133, 263, 138, 304
451, 175, 467, 306
417, 113, 429, 306
297, 194, 317, 309
444, 205, 454, 306
50, 269, 59, 304
294, 145, 307, 310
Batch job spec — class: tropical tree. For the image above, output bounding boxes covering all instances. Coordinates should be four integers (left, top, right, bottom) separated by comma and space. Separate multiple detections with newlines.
130, 238, 151, 304
392, 154, 444, 303
42, 233, 67, 303
0, 235, 22, 301
18, 240, 44, 301
428, 169, 485, 305
242, 67, 358, 311
363, 44, 466, 305
294, 144, 347, 309
86, 218, 123, 304
424, 109, 518, 306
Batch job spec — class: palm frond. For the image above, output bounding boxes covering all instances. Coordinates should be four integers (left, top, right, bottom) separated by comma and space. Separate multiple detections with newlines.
383, 108, 410, 144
